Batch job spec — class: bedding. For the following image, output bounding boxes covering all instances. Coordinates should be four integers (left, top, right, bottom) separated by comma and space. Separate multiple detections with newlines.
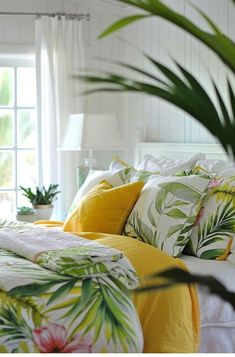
181, 254, 235, 353
195, 158, 235, 177
77, 232, 200, 353
0, 221, 142, 353
137, 153, 205, 174
124, 174, 211, 257
187, 176, 235, 260
109, 157, 160, 183
63, 180, 144, 234
67, 168, 130, 217
0, 220, 199, 353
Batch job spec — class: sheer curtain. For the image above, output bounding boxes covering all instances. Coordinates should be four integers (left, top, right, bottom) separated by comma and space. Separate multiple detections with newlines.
35, 16, 85, 219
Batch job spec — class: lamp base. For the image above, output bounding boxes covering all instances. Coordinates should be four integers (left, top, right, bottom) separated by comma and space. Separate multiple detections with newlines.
84, 157, 96, 171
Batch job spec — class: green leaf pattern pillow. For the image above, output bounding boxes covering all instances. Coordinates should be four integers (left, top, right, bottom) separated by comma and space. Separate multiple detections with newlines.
187, 176, 235, 259
124, 175, 211, 257
110, 157, 160, 183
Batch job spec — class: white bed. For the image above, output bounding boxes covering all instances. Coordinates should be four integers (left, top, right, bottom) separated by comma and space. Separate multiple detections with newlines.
136, 142, 235, 353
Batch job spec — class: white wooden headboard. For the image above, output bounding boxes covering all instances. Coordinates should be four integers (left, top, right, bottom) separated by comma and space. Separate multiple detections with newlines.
136, 142, 230, 165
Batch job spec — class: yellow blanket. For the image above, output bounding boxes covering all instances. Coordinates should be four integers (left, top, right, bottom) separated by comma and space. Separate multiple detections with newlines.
33, 223, 199, 353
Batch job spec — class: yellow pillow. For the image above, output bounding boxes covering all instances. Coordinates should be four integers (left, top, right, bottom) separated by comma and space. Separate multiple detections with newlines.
63, 180, 144, 234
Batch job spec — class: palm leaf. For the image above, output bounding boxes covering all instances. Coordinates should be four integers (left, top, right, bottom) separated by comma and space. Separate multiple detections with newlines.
98, 14, 151, 38
98, 0, 235, 74
136, 267, 235, 310
0, 305, 33, 344
80, 55, 235, 157
197, 201, 235, 252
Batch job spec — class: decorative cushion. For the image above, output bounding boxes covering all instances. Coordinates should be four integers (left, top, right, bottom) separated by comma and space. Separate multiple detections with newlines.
66, 168, 130, 217
187, 176, 235, 260
124, 175, 211, 257
63, 180, 144, 234
109, 157, 160, 183
138, 153, 205, 175
194, 159, 235, 177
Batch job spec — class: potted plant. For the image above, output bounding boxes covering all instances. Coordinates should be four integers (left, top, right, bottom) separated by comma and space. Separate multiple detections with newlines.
20, 184, 60, 220
16, 206, 37, 223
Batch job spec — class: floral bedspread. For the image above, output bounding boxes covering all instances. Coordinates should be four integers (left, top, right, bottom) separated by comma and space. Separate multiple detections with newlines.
0, 221, 143, 353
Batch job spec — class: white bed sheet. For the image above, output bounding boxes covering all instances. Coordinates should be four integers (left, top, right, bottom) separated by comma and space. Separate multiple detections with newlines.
181, 255, 235, 353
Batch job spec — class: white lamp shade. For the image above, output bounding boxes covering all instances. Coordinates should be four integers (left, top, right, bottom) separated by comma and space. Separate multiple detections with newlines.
61, 113, 123, 151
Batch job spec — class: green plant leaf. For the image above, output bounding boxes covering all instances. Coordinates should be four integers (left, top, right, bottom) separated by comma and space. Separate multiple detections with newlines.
166, 224, 183, 237
159, 182, 201, 203
200, 249, 225, 259
99, 14, 151, 39
136, 267, 235, 310
165, 208, 187, 219
155, 188, 167, 214
147, 203, 156, 227
98, 0, 235, 74
46, 280, 76, 306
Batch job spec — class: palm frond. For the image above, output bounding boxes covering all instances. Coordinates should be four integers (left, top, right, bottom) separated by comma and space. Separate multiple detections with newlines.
136, 267, 235, 310
80, 54, 235, 157
99, 0, 235, 74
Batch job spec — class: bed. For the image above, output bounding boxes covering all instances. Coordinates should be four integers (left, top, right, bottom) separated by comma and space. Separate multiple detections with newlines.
136, 141, 235, 353
0, 141, 234, 353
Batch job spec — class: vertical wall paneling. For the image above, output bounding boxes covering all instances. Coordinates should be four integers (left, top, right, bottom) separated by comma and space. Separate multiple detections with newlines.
0, 0, 233, 167
122, 0, 233, 163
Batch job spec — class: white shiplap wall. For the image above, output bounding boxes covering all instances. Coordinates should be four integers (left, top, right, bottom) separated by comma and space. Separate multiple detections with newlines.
121, 0, 235, 163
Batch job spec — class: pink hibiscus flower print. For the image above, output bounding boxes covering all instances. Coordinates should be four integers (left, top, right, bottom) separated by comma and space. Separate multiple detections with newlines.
33, 324, 92, 353
209, 178, 222, 188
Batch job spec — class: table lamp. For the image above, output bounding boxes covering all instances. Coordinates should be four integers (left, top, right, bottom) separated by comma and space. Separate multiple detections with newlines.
60, 113, 123, 170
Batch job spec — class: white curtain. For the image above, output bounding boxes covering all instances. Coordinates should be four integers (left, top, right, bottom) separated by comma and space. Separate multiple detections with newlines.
35, 16, 85, 219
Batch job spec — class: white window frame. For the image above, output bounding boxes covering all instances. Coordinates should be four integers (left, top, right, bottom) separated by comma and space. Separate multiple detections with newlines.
0, 54, 39, 215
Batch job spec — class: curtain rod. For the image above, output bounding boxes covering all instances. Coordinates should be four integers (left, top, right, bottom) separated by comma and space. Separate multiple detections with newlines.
0, 12, 90, 20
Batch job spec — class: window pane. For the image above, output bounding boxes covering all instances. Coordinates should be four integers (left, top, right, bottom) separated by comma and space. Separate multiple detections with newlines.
17, 190, 32, 208
17, 67, 36, 107
0, 68, 14, 107
17, 110, 36, 148
0, 191, 15, 218
0, 110, 14, 147
17, 150, 37, 187
0, 151, 14, 188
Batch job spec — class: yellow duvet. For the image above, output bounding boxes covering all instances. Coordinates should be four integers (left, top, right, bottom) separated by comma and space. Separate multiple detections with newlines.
33, 222, 199, 353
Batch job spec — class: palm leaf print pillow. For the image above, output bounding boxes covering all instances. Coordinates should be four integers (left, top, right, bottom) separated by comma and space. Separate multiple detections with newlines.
124, 175, 211, 257
187, 177, 235, 260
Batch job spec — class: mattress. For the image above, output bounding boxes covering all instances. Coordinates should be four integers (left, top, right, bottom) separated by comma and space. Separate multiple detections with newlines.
181, 255, 235, 353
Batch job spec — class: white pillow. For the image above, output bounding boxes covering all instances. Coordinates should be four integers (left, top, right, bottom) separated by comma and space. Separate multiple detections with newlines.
66, 168, 128, 217
195, 159, 235, 177
138, 153, 205, 175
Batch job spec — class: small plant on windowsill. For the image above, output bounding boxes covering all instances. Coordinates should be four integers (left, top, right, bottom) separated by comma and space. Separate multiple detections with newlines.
19, 184, 60, 220
16, 206, 37, 223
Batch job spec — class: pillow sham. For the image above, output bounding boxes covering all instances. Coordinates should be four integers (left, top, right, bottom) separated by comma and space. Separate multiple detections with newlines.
186, 176, 235, 260
194, 159, 235, 177
138, 153, 205, 174
66, 168, 130, 217
109, 157, 160, 183
63, 180, 144, 234
124, 175, 211, 257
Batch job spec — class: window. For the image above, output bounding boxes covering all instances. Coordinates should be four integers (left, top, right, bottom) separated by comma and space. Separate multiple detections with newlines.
0, 56, 38, 218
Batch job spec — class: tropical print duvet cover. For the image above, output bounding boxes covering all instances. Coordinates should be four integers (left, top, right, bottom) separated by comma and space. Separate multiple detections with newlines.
0, 220, 143, 353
